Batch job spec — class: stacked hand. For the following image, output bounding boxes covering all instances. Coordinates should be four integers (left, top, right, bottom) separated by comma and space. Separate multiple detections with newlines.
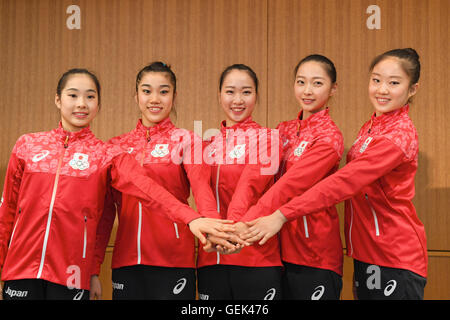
241, 210, 288, 245
188, 218, 249, 254
202, 222, 250, 254
189, 210, 288, 255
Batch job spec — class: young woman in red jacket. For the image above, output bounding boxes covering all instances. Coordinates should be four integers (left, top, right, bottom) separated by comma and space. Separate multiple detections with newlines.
244, 48, 427, 300
241, 55, 344, 300
196, 64, 283, 300
91, 62, 242, 300
0, 68, 239, 300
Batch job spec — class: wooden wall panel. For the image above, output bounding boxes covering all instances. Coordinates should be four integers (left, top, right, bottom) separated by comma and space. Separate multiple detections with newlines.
424, 254, 450, 300
99, 249, 113, 300
341, 255, 355, 300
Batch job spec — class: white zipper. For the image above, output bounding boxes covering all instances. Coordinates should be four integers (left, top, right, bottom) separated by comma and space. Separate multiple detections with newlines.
214, 132, 228, 265
215, 166, 221, 265
348, 200, 354, 256
365, 194, 380, 236
82, 216, 87, 259
215, 130, 228, 213
8, 208, 21, 248
303, 216, 309, 238
136, 133, 149, 265
174, 223, 180, 239
215, 165, 221, 213
137, 201, 142, 264
37, 137, 68, 279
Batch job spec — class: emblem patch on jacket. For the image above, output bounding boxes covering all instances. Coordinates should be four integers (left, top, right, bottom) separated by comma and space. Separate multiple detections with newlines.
359, 137, 373, 153
228, 144, 246, 159
151, 144, 170, 157
294, 141, 309, 156
69, 153, 90, 170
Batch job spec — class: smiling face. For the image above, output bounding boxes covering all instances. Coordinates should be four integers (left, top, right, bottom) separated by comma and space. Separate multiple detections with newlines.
219, 69, 257, 127
369, 57, 418, 116
55, 73, 99, 132
294, 61, 337, 119
135, 72, 175, 127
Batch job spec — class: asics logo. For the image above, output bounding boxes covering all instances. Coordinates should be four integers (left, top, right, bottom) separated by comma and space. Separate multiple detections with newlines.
173, 278, 187, 295
384, 280, 397, 297
32, 150, 50, 162
73, 289, 85, 300
311, 285, 325, 300
263, 288, 276, 300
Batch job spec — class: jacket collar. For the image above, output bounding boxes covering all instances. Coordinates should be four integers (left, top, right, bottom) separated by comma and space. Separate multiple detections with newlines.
296, 108, 330, 132
220, 116, 257, 135
54, 121, 94, 144
135, 117, 175, 138
368, 105, 409, 131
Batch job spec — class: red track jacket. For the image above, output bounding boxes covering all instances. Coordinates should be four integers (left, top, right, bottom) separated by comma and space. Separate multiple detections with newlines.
242, 108, 344, 275
93, 118, 217, 272
0, 123, 201, 290
278, 105, 427, 277
197, 117, 282, 268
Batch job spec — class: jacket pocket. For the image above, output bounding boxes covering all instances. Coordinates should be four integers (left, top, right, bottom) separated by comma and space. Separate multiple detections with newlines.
303, 216, 309, 238
174, 223, 180, 239
82, 216, 87, 259
365, 194, 380, 236
9, 208, 22, 248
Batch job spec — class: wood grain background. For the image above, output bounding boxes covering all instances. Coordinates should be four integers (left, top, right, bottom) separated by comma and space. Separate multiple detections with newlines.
0, 0, 448, 299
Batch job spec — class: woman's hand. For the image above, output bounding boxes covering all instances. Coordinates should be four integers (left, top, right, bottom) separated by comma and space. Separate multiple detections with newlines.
189, 217, 242, 245
242, 210, 288, 245
234, 221, 250, 236
202, 234, 244, 254
201, 222, 252, 254
89, 275, 102, 300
